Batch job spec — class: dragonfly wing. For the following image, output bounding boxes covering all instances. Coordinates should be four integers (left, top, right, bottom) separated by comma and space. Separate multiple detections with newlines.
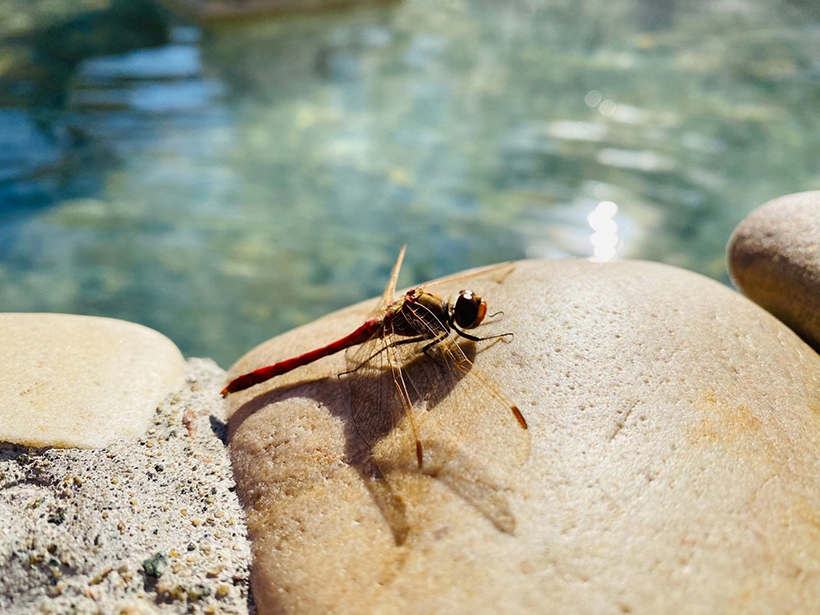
344, 322, 420, 473
343, 328, 421, 545
343, 277, 529, 535
432, 337, 530, 465
380, 244, 406, 307
401, 295, 530, 467
380, 333, 526, 534
411, 261, 517, 295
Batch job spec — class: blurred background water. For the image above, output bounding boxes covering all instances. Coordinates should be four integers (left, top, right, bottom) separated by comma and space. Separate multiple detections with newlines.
1, 0, 819, 367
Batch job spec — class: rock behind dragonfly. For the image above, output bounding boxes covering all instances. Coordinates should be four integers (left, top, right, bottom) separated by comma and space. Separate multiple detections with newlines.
728, 190, 820, 353
225, 259, 820, 614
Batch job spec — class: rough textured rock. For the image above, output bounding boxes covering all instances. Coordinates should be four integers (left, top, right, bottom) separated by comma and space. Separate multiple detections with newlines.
0, 359, 253, 614
0, 313, 185, 448
728, 190, 820, 352
225, 259, 820, 615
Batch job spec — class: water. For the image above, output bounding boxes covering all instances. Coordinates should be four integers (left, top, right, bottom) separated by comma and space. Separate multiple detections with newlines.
1, 0, 819, 367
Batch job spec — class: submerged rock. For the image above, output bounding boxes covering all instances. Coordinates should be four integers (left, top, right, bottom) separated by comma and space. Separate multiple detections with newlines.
161, 0, 396, 21
225, 259, 820, 614
728, 190, 820, 353
0, 313, 184, 448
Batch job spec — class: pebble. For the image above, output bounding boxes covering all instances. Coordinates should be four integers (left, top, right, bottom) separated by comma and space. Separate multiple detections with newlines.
728, 190, 820, 352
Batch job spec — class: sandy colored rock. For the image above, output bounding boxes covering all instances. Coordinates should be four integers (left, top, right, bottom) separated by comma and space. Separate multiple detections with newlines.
728, 190, 820, 352
0, 313, 185, 448
0, 359, 252, 614
225, 259, 820, 614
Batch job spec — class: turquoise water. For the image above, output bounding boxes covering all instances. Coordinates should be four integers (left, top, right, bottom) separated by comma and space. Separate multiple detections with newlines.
1, 0, 819, 367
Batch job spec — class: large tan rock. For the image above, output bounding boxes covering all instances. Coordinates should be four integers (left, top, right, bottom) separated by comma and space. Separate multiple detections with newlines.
728, 191, 820, 352
226, 259, 820, 614
0, 313, 185, 448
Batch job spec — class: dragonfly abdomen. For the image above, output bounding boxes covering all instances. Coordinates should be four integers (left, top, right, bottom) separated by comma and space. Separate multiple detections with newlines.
221, 317, 383, 396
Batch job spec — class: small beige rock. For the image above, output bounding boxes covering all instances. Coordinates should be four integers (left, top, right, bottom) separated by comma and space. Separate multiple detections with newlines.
226, 260, 820, 614
0, 313, 185, 448
728, 190, 820, 352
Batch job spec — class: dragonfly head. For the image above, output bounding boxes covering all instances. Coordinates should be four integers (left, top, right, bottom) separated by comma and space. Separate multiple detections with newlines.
452, 289, 487, 329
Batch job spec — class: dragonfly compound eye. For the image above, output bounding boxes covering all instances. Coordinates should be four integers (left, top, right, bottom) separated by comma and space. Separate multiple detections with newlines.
453, 290, 487, 329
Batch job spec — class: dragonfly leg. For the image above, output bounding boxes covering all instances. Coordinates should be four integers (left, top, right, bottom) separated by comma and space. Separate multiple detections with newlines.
384, 333, 451, 369
388, 334, 450, 365
452, 325, 513, 344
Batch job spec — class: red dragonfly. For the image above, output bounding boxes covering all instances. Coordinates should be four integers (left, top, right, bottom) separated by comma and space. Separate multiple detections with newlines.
223, 246, 529, 534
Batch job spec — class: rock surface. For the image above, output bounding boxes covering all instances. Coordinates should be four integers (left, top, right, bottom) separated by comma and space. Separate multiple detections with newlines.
728, 191, 820, 352
226, 259, 820, 615
0, 313, 185, 448
0, 359, 253, 614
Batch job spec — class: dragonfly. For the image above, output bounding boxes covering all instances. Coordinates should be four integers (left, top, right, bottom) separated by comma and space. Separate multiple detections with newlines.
222, 246, 529, 535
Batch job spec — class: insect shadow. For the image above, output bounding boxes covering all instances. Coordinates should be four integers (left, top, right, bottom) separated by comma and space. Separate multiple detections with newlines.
228, 340, 519, 546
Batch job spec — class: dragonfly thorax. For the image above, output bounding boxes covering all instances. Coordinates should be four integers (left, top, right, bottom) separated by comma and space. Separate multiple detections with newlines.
387, 287, 488, 339
390, 289, 450, 338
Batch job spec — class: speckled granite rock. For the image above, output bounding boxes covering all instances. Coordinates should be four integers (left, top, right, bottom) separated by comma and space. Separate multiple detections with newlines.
0, 313, 185, 448
728, 191, 820, 352
225, 259, 820, 614
0, 359, 253, 614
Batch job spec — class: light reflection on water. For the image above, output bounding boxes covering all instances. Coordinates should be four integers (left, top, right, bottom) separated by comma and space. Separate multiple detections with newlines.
1, 0, 819, 367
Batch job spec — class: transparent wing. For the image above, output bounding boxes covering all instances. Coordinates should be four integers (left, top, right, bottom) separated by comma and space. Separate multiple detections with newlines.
344, 308, 421, 472
381, 244, 406, 307
343, 292, 529, 535
411, 261, 517, 296
396, 299, 530, 470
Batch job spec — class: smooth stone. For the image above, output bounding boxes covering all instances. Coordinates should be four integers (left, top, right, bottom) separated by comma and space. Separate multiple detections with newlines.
0, 313, 185, 448
728, 191, 820, 352
226, 259, 820, 614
